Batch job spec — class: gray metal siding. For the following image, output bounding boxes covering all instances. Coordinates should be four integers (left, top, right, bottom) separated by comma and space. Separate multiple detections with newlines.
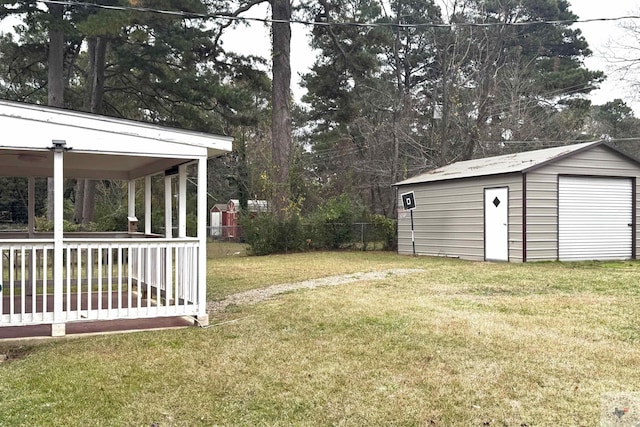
397, 174, 522, 262
525, 145, 640, 261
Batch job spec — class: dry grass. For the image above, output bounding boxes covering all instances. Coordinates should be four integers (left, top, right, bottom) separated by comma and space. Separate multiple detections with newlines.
1, 254, 640, 426
206, 247, 423, 301
206, 241, 249, 258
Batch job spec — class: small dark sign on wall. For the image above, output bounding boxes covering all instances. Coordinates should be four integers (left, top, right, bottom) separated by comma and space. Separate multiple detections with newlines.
401, 191, 416, 210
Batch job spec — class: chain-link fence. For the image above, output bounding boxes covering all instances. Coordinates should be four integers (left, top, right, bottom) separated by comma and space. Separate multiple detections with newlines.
207, 221, 397, 252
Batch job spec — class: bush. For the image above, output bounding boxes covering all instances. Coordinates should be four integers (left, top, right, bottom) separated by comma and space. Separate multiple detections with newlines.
370, 214, 397, 251
240, 194, 397, 255
241, 212, 305, 255
186, 212, 198, 237
95, 207, 128, 232
34, 216, 98, 232
308, 195, 367, 249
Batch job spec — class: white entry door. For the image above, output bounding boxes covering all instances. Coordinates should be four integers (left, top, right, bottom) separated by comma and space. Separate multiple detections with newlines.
484, 187, 509, 261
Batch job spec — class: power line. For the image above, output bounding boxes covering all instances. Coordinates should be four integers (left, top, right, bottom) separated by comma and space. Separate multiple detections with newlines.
37, 0, 640, 29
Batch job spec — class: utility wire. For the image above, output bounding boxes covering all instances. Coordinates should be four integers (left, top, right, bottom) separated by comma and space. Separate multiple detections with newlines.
28, 0, 637, 147
37, 0, 640, 29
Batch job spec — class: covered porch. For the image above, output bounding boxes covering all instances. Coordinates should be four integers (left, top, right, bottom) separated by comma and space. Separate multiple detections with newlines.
0, 100, 232, 337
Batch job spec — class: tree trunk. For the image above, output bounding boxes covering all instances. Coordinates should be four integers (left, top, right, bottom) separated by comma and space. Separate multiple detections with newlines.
237, 129, 250, 211
47, 5, 65, 108
439, 50, 450, 167
271, 0, 292, 219
82, 180, 97, 224
46, 3, 65, 221
75, 36, 108, 224
90, 37, 107, 114
73, 179, 85, 223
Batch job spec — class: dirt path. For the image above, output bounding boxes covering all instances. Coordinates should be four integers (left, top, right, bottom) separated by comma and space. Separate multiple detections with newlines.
207, 268, 423, 314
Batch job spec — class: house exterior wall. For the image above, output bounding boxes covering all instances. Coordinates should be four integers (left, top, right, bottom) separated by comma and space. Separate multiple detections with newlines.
525, 145, 640, 261
397, 173, 523, 262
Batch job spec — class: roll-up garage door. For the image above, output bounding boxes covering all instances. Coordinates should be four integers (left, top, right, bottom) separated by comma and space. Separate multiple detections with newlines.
558, 176, 633, 261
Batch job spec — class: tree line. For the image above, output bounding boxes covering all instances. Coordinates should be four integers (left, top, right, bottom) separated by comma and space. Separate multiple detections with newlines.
1, 0, 639, 236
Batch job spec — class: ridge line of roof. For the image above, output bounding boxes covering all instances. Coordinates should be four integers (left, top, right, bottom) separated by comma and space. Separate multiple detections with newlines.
393, 140, 604, 187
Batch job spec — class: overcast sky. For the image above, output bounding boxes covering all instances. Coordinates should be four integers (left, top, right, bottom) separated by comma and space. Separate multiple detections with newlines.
569, 1, 639, 112
223, 1, 640, 112
0, 2, 636, 112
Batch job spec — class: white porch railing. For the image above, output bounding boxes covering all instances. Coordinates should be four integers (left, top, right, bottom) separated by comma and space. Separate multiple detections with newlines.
0, 238, 200, 327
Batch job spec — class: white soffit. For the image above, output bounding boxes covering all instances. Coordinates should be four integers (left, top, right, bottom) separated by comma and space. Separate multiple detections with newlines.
0, 148, 198, 180
0, 100, 232, 158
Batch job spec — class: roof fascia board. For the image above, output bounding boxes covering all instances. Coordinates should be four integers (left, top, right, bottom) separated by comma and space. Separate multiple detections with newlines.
0, 100, 232, 154
394, 141, 606, 187
393, 170, 521, 187
0, 116, 214, 157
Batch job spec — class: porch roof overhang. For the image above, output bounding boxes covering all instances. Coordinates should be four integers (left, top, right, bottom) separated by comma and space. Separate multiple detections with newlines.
0, 100, 233, 180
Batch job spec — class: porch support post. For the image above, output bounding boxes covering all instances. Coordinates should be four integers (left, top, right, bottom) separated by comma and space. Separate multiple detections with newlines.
178, 164, 187, 238
28, 177, 35, 237
145, 175, 152, 235
159, 172, 172, 302
26, 176, 35, 286
196, 157, 209, 325
52, 141, 66, 337
164, 175, 172, 238
128, 180, 135, 219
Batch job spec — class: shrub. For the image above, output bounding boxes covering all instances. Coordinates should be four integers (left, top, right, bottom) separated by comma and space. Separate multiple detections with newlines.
308, 195, 367, 249
240, 194, 396, 255
370, 214, 397, 251
241, 212, 305, 255
186, 212, 198, 237
95, 206, 128, 232
34, 216, 98, 232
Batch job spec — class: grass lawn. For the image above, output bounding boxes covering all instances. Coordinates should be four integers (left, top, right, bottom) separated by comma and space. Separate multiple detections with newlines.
1, 251, 640, 426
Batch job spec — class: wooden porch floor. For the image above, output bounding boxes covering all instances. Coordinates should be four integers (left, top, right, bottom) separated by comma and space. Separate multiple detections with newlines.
0, 291, 195, 340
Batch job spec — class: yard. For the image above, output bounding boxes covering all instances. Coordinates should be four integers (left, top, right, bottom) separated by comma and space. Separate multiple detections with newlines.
1, 247, 640, 426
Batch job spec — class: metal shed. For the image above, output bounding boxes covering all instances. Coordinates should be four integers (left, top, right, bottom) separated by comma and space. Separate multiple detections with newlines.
393, 141, 640, 262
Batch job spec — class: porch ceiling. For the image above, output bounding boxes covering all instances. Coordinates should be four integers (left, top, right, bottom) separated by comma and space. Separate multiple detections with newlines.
0, 149, 196, 180
0, 100, 233, 180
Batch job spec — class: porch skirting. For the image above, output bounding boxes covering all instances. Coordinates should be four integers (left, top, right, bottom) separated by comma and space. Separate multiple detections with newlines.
0, 316, 195, 340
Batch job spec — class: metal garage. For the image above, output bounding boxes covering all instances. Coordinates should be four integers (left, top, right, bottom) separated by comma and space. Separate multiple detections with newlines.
393, 141, 640, 262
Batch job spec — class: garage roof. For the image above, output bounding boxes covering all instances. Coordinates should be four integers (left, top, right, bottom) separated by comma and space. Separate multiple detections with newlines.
394, 141, 609, 186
